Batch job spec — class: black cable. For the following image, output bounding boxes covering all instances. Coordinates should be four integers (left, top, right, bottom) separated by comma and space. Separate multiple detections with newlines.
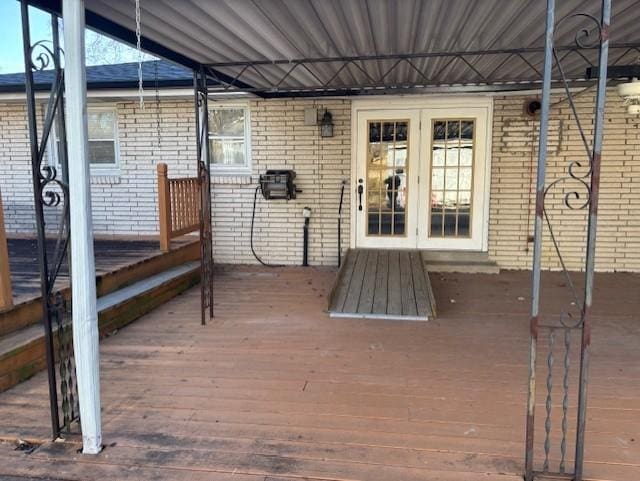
337, 179, 345, 267
250, 184, 283, 267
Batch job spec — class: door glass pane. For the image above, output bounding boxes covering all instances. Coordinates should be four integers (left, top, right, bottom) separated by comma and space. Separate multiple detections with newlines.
430, 119, 475, 238
366, 120, 410, 237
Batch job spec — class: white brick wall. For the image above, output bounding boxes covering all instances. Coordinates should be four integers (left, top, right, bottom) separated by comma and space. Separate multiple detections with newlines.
490, 88, 640, 272
215, 99, 351, 266
0, 97, 351, 266
1, 90, 639, 271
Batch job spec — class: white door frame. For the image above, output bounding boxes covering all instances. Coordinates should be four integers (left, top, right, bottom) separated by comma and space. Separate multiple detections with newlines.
350, 95, 493, 251
354, 109, 421, 249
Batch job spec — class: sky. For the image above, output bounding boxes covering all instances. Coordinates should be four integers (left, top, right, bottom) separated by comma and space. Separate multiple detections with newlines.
0, 2, 150, 74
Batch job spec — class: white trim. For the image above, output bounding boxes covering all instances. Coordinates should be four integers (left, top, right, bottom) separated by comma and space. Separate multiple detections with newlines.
207, 102, 252, 176
350, 95, 494, 252
49, 104, 121, 176
0, 87, 253, 102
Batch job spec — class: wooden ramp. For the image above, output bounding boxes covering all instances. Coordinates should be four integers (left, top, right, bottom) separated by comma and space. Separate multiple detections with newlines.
329, 249, 436, 320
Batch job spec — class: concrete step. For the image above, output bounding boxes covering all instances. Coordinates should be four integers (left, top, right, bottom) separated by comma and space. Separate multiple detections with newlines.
421, 250, 500, 274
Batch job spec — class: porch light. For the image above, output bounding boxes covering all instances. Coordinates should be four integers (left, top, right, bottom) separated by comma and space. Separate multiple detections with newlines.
320, 109, 334, 137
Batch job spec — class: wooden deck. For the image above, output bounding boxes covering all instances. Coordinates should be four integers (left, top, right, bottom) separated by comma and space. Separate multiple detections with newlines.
7, 236, 193, 303
0, 267, 639, 481
329, 249, 435, 320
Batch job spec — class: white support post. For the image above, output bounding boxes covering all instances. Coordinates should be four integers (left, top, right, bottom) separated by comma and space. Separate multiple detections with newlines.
63, 0, 102, 454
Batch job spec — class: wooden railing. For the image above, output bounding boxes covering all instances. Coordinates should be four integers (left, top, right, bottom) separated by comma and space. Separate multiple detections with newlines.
0, 188, 13, 309
157, 163, 201, 252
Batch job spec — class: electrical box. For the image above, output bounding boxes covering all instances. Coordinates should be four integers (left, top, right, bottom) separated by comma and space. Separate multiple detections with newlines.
259, 170, 298, 200
304, 108, 318, 126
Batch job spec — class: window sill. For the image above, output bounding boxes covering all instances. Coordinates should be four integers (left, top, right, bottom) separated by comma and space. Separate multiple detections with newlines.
211, 170, 253, 185
90, 169, 121, 184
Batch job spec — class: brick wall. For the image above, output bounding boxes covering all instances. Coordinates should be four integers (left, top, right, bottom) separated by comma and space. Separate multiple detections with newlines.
213, 99, 351, 266
2, 90, 639, 271
0, 97, 351, 266
490, 88, 640, 272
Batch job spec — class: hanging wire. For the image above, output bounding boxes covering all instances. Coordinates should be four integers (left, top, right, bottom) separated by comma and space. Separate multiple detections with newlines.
154, 60, 161, 164
135, 0, 144, 109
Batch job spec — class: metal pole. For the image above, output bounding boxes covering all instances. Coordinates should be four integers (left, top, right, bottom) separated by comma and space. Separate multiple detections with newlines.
200, 66, 214, 320
338, 180, 345, 267
574, 2, 610, 479
525, 0, 555, 478
63, 0, 102, 454
303, 217, 309, 267
20, 0, 60, 439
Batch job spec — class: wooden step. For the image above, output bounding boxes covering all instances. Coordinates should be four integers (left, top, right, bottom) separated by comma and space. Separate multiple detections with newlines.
0, 240, 199, 338
421, 250, 500, 274
0, 261, 200, 393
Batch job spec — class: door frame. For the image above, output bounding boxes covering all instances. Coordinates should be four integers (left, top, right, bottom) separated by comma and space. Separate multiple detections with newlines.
354, 109, 421, 249
350, 95, 493, 252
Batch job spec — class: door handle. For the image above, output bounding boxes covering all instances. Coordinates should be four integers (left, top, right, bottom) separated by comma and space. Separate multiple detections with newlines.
357, 181, 364, 211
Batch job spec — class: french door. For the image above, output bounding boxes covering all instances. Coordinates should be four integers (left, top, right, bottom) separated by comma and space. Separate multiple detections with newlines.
355, 104, 489, 251
355, 110, 420, 249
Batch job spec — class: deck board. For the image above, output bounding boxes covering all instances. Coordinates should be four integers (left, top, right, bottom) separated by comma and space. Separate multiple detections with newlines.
372, 250, 389, 314
399, 251, 418, 316
356, 250, 378, 314
387, 250, 403, 316
0, 267, 638, 481
329, 249, 433, 320
342, 250, 368, 313
7, 236, 193, 302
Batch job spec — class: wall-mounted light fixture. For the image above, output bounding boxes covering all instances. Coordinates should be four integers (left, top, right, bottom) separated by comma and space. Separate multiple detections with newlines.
320, 109, 334, 137
617, 78, 640, 115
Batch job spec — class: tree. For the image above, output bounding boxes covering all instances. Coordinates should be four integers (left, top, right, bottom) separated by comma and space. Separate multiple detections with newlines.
85, 30, 155, 66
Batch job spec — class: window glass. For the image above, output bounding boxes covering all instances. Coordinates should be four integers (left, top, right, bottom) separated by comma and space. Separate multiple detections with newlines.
88, 141, 116, 164
366, 120, 409, 237
55, 108, 118, 167
430, 119, 474, 238
209, 107, 249, 169
88, 111, 115, 139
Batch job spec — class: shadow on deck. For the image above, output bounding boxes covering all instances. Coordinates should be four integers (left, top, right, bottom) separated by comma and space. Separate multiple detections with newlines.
0, 267, 638, 481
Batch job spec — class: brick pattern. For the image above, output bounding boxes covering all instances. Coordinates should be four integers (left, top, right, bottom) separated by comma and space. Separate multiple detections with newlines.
2, 90, 638, 271
0, 98, 350, 267
212, 99, 351, 266
490, 88, 640, 272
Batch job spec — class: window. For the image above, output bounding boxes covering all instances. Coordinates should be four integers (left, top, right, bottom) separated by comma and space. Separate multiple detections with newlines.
87, 109, 118, 166
208, 106, 251, 174
430, 119, 474, 238
51, 106, 119, 173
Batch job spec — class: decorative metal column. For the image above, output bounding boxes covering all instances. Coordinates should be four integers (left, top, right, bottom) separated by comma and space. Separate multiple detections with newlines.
195, 67, 214, 325
20, 1, 78, 439
525, 1, 611, 480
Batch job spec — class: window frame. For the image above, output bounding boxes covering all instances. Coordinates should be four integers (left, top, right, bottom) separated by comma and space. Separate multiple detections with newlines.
207, 103, 252, 176
49, 104, 121, 176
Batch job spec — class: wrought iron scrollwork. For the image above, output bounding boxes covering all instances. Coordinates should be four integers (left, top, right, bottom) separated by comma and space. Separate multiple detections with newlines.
20, 2, 78, 439
525, 2, 610, 481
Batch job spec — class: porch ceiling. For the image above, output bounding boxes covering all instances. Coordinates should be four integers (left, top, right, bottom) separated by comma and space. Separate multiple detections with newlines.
32, 0, 640, 96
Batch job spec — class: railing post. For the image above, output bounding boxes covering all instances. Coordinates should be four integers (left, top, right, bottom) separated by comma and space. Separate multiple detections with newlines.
157, 163, 171, 252
0, 188, 13, 310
